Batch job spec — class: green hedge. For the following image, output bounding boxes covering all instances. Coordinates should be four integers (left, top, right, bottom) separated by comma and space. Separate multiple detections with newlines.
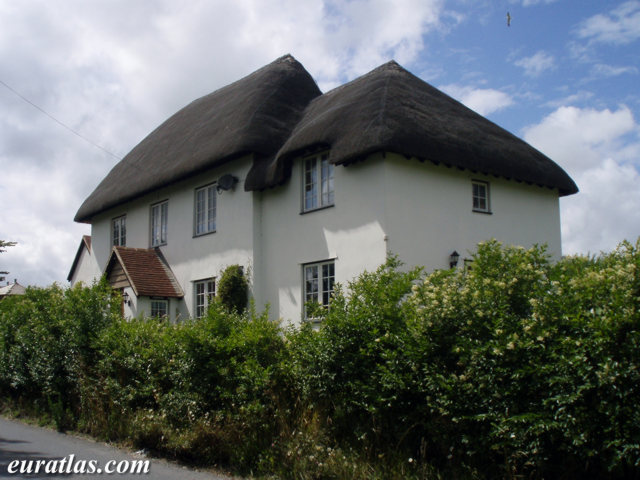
0, 240, 638, 479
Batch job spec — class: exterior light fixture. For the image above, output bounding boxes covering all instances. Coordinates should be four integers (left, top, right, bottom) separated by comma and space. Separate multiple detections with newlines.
122, 291, 131, 306
449, 251, 460, 269
216, 174, 239, 194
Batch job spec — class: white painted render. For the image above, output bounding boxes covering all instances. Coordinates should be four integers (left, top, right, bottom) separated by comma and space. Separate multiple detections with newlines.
76, 152, 563, 325
68, 242, 101, 287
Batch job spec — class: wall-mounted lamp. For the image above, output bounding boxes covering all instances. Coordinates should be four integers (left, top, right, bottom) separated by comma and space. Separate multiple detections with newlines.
216, 174, 239, 194
449, 250, 460, 269
122, 291, 131, 306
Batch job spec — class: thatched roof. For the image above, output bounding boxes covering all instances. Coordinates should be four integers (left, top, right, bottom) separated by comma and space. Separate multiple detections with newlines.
75, 55, 321, 222
76, 56, 576, 223
263, 61, 578, 196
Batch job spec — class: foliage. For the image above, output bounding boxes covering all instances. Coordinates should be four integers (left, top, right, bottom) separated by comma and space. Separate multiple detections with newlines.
217, 264, 249, 314
0, 240, 639, 479
0, 239, 17, 253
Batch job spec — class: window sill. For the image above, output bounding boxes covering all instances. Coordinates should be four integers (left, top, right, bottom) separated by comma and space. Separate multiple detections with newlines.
300, 204, 335, 215
193, 230, 217, 238
472, 209, 492, 215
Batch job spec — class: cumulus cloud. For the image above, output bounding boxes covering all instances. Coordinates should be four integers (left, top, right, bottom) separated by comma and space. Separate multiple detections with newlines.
0, 0, 445, 286
440, 84, 514, 115
514, 50, 555, 77
523, 106, 640, 255
576, 1, 640, 45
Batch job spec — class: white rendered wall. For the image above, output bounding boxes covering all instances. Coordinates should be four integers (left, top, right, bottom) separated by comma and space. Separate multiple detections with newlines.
86, 151, 562, 325
381, 153, 563, 270
260, 152, 562, 325
259, 154, 389, 325
69, 245, 101, 287
89, 156, 256, 321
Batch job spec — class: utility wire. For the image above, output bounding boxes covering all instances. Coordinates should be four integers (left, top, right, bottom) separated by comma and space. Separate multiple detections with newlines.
0, 78, 122, 160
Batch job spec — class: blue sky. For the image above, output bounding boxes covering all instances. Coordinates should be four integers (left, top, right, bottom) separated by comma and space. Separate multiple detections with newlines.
1, 0, 639, 286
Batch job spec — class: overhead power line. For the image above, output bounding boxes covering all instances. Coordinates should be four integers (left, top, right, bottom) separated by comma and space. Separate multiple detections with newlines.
0, 78, 121, 160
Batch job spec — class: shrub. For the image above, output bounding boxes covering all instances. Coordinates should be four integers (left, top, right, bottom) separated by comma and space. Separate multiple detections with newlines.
217, 264, 248, 314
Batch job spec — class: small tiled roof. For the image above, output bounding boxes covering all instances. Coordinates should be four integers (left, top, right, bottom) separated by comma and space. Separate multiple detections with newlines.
106, 247, 184, 298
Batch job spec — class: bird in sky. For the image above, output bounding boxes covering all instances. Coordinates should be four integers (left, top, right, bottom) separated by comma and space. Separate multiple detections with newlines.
507, 11, 511, 27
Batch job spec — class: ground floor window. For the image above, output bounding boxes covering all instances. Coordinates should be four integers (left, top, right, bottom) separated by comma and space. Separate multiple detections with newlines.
303, 260, 335, 319
194, 278, 216, 318
150, 299, 168, 318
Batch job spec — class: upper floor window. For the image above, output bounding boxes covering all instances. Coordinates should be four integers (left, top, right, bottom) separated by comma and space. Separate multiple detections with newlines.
303, 260, 335, 319
112, 215, 126, 246
151, 200, 168, 246
472, 180, 491, 213
194, 278, 216, 318
303, 152, 334, 212
195, 184, 217, 236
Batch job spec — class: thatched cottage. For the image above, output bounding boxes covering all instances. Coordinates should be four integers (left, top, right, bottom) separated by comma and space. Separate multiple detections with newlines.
69, 55, 577, 322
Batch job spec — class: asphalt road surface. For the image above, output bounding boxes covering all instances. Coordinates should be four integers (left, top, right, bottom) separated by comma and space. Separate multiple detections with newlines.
0, 417, 235, 479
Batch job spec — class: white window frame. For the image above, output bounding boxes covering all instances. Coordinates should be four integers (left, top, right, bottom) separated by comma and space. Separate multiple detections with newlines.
302, 152, 334, 212
150, 299, 168, 318
112, 215, 126, 247
150, 200, 168, 246
303, 260, 335, 319
194, 183, 217, 236
472, 180, 491, 213
194, 278, 216, 318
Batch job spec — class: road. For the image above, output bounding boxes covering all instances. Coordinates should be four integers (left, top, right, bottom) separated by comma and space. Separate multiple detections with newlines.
0, 417, 235, 479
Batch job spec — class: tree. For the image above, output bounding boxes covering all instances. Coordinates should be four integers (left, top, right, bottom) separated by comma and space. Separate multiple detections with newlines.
217, 264, 248, 314
0, 240, 16, 276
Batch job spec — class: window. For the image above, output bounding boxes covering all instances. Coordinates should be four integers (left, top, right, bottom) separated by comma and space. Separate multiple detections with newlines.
472, 180, 491, 213
303, 260, 335, 319
151, 201, 168, 246
112, 215, 126, 246
303, 152, 334, 212
150, 299, 168, 318
195, 184, 217, 236
194, 278, 216, 318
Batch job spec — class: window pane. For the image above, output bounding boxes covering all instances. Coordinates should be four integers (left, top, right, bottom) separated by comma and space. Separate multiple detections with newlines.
151, 205, 160, 245
113, 221, 119, 246
120, 217, 126, 246
304, 265, 318, 303
321, 158, 334, 206
161, 203, 168, 243
196, 189, 205, 235
208, 186, 216, 232
321, 262, 335, 307
195, 282, 205, 318
304, 158, 317, 210
207, 280, 216, 301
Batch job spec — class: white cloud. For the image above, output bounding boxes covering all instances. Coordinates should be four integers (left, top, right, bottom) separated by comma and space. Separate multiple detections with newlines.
514, 50, 555, 77
518, 0, 559, 6
0, 0, 445, 286
576, 1, 640, 45
440, 84, 514, 115
523, 106, 640, 255
590, 63, 639, 78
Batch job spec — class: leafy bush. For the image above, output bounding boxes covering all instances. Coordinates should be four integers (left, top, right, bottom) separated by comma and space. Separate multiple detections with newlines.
0, 240, 639, 479
217, 264, 248, 314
